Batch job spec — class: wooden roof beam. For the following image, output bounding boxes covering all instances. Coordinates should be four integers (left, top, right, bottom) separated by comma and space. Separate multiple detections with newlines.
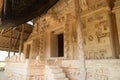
0, 35, 27, 41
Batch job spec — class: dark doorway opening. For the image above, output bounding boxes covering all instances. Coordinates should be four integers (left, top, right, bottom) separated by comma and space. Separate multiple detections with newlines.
58, 34, 64, 57
26, 44, 31, 58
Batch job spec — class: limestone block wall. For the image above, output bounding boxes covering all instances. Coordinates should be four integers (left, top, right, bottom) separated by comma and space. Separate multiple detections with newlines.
5, 56, 120, 80
62, 60, 80, 80
61, 59, 120, 80
5, 56, 45, 80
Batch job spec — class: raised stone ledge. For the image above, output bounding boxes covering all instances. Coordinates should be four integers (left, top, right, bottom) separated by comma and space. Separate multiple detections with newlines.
114, 0, 120, 9
5, 59, 120, 80
61, 59, 120, 80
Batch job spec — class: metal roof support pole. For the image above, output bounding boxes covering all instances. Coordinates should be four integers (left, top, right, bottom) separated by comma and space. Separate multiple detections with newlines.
8, 30, 13, 57
74, 0, 86, 80
19, 24, 24, 56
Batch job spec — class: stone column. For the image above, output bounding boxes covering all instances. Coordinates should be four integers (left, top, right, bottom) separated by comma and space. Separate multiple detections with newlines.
105, 11, 120, 58
113, 0, 120, 58
64, 14, 75, 59
74, 0, 86, 80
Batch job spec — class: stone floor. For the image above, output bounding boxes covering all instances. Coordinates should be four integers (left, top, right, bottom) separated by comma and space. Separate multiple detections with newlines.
0, 71, 8, 80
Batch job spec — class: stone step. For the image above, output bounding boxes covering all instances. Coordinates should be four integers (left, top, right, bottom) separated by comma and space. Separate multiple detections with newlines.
54, 78, 69, 80
48, 66, 60, 69
46, 65, 69, 80
53, 73, 66, 79
50, 68, 63, 73
49, 77, 68, 80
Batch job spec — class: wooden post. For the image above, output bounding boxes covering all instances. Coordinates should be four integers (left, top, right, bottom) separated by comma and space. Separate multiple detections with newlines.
13, 50, 16, 56
19, 24, 24, 56
74, 0, 86, 80
13, 30, 20, 55
3, 0, 6, 16
0, 0, 3, 10
8, 48, 10, 57
13, 29, 16, 56
8, 30, 13, 57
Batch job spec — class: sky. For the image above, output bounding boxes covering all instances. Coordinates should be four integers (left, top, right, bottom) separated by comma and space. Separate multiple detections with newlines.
0, 51, 8, 61
27, 21, 33, 25
0, 51, 14, 61
0, 51, 21, 61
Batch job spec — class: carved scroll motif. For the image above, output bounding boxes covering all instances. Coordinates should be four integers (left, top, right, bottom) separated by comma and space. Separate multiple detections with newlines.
64, 14, 77, 59
39, 30, 45, 58
64, 18, 71, 59
79, 0, 88, 11
81, 12, 113, 59
87, 67, 109, 80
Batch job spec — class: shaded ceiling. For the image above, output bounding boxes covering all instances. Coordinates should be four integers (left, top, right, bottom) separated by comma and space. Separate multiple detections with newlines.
0, 0, 58, 28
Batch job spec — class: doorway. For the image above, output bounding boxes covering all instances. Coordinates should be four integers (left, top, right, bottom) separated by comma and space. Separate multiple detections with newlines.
26, 44, 31, 58
51, 33, 64, 57
58, 34, 64, 57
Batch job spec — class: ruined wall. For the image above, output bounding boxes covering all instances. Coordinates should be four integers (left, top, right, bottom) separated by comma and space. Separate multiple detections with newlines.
24, 0, 117, 59
5, 0, 120, 80
26, 0, 79, 59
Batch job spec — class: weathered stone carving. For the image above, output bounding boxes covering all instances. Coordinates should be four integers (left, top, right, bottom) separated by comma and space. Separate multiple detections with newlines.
81, 10, 113, 59
39, 30, 46, 58
64, 13, 78, 59
79, 0, 88, 11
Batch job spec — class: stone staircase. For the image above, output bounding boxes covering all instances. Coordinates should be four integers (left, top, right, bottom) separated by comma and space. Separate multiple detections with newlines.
46, 65, 68, 80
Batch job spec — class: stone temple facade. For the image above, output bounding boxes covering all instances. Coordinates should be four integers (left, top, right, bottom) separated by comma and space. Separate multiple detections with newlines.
4, 0, 120, 80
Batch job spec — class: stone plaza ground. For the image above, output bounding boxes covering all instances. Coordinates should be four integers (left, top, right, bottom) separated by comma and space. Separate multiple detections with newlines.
0, 71, 7, 80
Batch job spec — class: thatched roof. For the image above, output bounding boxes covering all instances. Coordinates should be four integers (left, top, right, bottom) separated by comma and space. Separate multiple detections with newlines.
0, 0, 59, 51
0, 24, 33, 52
0, 0, 58, 27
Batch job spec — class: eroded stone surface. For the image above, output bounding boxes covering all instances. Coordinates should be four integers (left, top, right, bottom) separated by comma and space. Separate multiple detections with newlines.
5, 0, 120, 80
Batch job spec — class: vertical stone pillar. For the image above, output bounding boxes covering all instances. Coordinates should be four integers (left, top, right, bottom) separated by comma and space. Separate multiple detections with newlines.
113, 0, 120, 58
74, 0, 86, 80
105, 11, 119, 58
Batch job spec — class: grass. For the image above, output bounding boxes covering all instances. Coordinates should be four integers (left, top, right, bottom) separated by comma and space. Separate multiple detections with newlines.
0, 61, 6, 67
